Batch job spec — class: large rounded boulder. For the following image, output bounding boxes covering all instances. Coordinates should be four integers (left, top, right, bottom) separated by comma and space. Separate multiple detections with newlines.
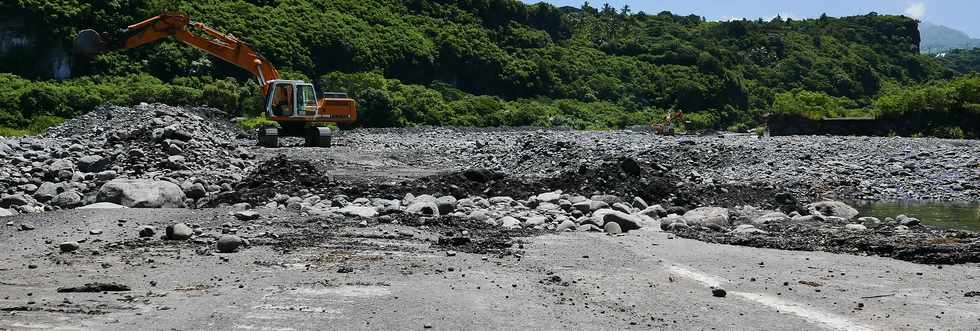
97, 179, 186, 208
805, 201, 859, 220
682, 207, 730, 230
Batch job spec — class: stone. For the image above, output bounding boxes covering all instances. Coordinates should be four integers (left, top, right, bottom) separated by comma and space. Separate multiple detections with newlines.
89, 229, 103, 235
844, 223, 868, 232
468, 209, 491, 222
712, 288, 727, 298
603, 221, 623, 234
97, 179, 186, 208
857, 216, 881, 224
524, 216, 547, 226
499, 216, 522, 229
19, 223, 35, 230
535, 191, 561, 203
60, 241, 80, 253
683, 207, 730, 229
805, 201, 859, 220
51, 191, 83, 209
33, 182, 65, 202
406, 201, 439, 216
753, 212, 790, 226
339, 205, 378, 218
590, 194, 621, 205
572, 201, 593, 213
435, 196, 457, 215
165, 223, 193, 240
489, 196, 514, 205
233, 210, 261, 221
216, 235, 246, 253
535, 202, 560, 212
611, 202, 632, 214
95, 170, 118, 181
138, 226, 156, 238
640, 205, 667, 218
620, 157, 642, 176
48, 159, 75, 177
77, 202, 128, 209
732, 224, 768, 235
0, 194, 31, 208
77, 155, 110, 173
898, 216, 921, 227
599, 210, 641, 232
0, 208, 13, 217
632, 197, 649, 209
557, 220, 577, 231
182, 182, 207, 199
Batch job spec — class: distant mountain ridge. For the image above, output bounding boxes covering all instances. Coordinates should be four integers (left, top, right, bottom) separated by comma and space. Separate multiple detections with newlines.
920, 22, 980, 53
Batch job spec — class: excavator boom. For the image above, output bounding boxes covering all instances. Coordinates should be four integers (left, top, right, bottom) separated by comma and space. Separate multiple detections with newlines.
76, 12, 279, 94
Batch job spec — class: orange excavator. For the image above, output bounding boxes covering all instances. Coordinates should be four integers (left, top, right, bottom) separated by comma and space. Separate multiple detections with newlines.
74, 11, 356, 147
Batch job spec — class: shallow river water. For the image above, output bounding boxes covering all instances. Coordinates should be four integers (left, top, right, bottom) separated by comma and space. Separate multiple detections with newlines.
848, 200, 980, 232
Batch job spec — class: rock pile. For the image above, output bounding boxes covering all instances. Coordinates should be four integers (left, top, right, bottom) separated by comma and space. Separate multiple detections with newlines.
0, 103, 255, 215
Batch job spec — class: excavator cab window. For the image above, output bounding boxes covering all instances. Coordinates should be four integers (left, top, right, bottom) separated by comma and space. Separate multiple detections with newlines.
270, 84, 293, 117
296, 84, 318, 116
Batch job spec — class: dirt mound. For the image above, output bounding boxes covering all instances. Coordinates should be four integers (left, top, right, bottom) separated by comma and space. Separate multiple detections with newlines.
232, 154, 331, 204
332, 157, 678, 202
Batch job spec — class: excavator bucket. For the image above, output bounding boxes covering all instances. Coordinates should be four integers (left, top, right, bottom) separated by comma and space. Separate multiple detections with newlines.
74, 29, 107, 57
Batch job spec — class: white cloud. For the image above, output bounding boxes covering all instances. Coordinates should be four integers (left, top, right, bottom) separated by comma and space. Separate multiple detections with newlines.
904, 2, 926, 19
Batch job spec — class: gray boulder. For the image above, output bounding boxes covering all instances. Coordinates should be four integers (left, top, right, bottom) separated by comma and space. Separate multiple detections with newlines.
406, 201, 439, 216
683, 207, 730, 229
535, 191, 561, 203
97, 179, 186, 208
592, 209, 641, 232
732, 224, 768, 235
0, 194, 32, 208
165, 223, 193, 240
181, 182, 207, 199
604, 221, 623, 234
216, 235, 246, 253
338, 205, 378, 218
233, 210, 261, 221
805, 201, 859, 220
77, 155, 110, 173
557, 220, 577, 231
752, 212, 790, 226
0, 208, 13, 217
33, 182, 66, 202
51, 191, 83, 209
435, 196, 458, 215
499, 216, 522, 229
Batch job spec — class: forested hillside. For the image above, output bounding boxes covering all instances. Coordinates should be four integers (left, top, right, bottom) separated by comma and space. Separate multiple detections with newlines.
0, 0, 971, 136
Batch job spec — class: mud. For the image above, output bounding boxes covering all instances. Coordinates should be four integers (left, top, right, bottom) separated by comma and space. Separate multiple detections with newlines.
671, 222, 980, 264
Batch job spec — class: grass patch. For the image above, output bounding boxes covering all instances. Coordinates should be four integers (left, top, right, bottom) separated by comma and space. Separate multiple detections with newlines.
238, 116, 280, 131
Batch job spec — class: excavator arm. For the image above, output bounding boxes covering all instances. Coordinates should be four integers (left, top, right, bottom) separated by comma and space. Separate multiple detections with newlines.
76, 12, 279, 94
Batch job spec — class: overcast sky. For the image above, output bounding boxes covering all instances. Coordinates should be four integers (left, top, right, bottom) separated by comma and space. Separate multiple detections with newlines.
522, 0, 980, 37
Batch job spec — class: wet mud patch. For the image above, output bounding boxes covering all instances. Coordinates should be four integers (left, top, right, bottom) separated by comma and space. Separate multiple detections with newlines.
671, 223, 980, 264
227, 154, 332, 205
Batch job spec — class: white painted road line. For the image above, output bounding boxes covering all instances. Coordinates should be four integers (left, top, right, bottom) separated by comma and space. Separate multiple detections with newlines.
668, 264, 875, 331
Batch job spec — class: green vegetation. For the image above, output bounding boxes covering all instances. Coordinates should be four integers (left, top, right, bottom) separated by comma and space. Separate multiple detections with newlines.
0, 0, 973, 136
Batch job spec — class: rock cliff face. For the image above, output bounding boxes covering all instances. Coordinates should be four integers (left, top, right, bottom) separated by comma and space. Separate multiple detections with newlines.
0, 14, 71, 79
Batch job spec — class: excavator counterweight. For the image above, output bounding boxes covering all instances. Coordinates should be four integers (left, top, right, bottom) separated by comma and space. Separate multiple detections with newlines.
74, 11, 356, 147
